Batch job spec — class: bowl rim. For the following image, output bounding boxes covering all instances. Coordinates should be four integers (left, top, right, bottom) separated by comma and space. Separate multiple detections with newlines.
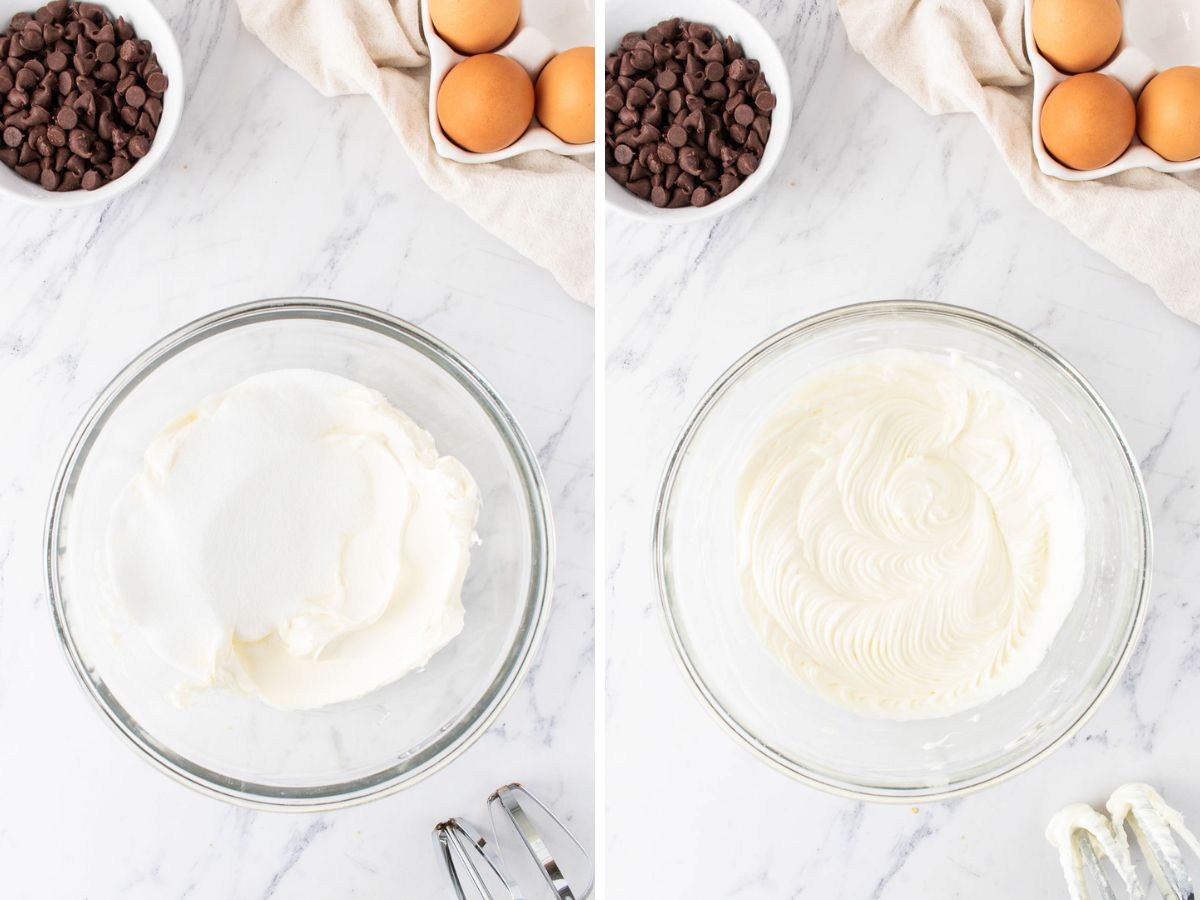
602, 0, 793, 224
44, 297, 556, 811
0, 0, 185, 208
651, 298, 1153, 802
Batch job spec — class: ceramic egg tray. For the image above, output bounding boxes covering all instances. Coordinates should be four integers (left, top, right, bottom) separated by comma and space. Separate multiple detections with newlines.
421, 0, 596, 164
1026, 0, 1200, 181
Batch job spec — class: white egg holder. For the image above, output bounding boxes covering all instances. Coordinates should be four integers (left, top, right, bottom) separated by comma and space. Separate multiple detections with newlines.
1026, 0, 1200, 181
421, 0, 595, 164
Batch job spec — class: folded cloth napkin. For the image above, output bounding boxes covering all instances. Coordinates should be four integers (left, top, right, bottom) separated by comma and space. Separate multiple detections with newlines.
236, 0, 594, 305
838, 0, 1200, 323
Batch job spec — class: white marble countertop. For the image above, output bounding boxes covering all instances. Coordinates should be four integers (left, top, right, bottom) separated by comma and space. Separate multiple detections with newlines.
0, 2, 593, 896
606, 1, 1200, 896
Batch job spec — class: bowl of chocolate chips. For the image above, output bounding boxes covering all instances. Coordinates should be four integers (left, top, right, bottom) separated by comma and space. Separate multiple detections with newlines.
0, 0, 182, 207
604, 0, 790, 223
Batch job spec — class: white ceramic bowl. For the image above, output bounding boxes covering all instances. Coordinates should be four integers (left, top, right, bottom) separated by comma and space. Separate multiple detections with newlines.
655, 301, 1151, 801
46, 299, 555, 810
604, 0, 791, 224
0, 0, 184, 208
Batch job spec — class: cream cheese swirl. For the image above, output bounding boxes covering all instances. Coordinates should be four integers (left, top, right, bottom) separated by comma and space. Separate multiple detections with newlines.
735, 350, 1085, 719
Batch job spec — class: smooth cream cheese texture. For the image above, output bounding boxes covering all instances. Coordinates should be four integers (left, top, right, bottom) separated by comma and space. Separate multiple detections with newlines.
104, 369, 481, 710
735, 349, 1086, 719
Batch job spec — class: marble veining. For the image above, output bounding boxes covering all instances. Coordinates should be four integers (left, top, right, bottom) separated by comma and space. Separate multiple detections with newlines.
606, 0, 1200, 896
0, 1, 593, 897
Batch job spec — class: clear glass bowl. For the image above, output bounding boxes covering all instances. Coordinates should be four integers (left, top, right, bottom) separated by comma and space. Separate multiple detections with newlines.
653, 301, 1151, 801
45, 298, 554, 810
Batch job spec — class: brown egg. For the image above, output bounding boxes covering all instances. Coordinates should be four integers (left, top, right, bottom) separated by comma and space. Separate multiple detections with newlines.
535, 47, 595, 145
437, 55, 534, 153
430, 0, 520, 55
1040, 73, 1135, 170
1032, 0, 1122, 74
1137, 66, 1200, 162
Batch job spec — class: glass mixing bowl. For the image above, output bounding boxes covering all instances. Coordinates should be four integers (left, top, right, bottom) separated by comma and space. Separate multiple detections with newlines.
45, 299, 554, 810
654, 301, 1151, 801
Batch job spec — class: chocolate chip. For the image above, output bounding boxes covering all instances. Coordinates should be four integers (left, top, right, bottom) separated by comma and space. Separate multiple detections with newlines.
626, 177, 651, 198
2, 125, 21, 146
66, 126, 90, 156
605, 163, 629, 184
678, 145, 701, 175
605, 16, 774, 209
754, 91, 776, 112
127, 132, 149, 158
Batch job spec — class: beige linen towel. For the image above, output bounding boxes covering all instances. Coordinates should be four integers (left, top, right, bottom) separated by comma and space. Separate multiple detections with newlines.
236, 0, 594, 304
838, 0, 1200, 323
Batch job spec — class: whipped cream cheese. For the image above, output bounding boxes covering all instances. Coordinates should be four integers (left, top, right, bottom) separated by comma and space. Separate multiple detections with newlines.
735, 349, 1086, 719
104, 369, 480, 710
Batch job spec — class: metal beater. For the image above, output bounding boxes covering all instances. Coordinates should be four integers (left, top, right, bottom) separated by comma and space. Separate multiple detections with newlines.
434, 783, 593, 899
1050, 784, 1200, 900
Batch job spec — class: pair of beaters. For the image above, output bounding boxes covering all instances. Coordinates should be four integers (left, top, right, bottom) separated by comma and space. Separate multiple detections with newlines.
434, 783, 594, 899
